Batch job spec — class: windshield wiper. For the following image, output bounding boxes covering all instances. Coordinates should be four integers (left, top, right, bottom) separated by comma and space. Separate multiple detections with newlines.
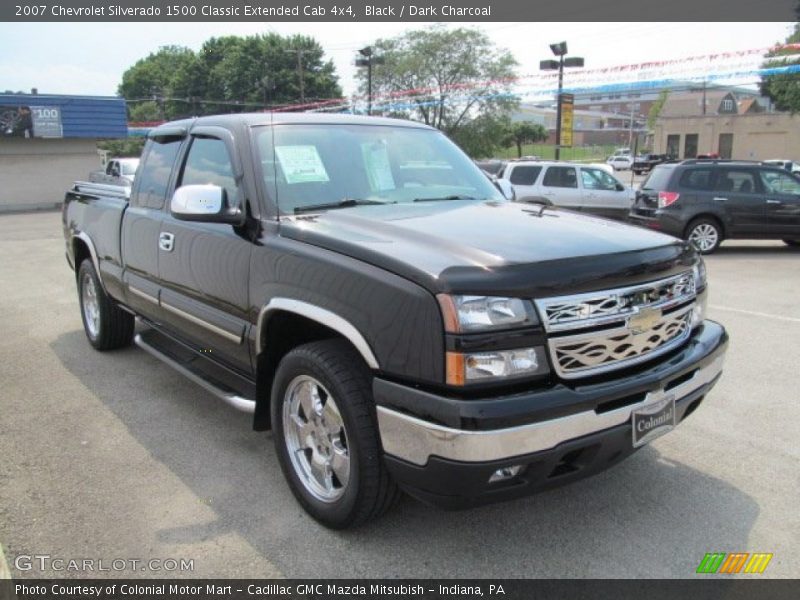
413, 194, 482, 203
294, 198, 388, 214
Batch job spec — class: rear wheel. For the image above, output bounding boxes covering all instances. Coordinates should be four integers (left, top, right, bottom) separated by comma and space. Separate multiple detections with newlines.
271, 339, 398, 528
686, 218, 722, 254
77, 260, 134, 350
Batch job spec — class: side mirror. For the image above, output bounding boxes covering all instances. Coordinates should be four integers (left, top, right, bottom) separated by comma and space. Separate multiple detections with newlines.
616, 183, 625, 192
171, 184, 244, 225
494, 178, 516, 201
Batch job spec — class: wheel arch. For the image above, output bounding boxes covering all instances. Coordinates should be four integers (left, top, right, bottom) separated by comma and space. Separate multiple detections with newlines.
684, 212, 727, 240
72, 232, 107, 292
252, 299, 379, 431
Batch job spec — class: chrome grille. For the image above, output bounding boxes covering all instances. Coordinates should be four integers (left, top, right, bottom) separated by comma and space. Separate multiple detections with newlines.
536, 271, 695, 333
535, 272, 697, 379
550, 305, 693, 377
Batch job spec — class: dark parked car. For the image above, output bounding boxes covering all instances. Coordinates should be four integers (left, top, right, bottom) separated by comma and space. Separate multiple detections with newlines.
629, 159, 800, 253
632, 154, 671, 175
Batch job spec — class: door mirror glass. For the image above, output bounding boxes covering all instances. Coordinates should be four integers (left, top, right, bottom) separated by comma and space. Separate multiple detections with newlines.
171, 184, 242, 224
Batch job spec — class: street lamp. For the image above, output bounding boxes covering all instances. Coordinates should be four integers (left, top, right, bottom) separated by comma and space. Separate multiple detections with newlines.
355, 46, 384, 116
540, 41, 584, 160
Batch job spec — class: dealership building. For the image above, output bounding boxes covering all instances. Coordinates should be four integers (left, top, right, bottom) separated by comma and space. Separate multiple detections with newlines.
0, 92, 127, 212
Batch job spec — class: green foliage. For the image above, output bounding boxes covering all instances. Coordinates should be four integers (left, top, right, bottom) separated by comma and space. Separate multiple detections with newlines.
647, 90, 669, 130
502, 121, 548, 158
760, 23, 800, 113
118, 34, 342, 120
97, 137, 146, 158
358, 26, 518, 156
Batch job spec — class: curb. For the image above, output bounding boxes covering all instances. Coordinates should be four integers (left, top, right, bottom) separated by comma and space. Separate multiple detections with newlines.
0, 542, 10, 579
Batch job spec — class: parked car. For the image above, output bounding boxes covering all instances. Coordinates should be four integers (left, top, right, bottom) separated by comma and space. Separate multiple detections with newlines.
89, 158, 139, 186
607, 155, 634, 171
629, 159, 800, 254
763, 159, 800, 174
633, 153, 671, 175
474, 159, 508, 178
498, 160, 633, 220
63, 113, 727, 527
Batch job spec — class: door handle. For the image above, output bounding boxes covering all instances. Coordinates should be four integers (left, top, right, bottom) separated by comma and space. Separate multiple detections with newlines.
159, 232, 175, 252
766, 199, 781, 205
713, 197, 728, 202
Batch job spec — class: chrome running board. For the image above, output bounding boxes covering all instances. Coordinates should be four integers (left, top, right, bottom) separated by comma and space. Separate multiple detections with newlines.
134, 332, 255, 414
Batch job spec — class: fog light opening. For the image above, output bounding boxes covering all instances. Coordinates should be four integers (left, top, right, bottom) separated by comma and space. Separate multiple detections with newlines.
488, 464, 524, 483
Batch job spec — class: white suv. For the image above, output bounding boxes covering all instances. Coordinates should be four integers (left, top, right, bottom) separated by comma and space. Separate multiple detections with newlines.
499, 160, 633, 221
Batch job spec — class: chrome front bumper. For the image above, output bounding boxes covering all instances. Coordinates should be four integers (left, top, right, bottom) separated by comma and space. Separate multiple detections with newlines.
377, 354, 724, 467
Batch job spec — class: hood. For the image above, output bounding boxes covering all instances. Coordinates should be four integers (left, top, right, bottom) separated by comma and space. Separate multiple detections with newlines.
280, 200, 695, 297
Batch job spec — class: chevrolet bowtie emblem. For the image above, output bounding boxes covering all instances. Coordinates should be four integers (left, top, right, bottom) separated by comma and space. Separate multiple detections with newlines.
628, 307, 662, 335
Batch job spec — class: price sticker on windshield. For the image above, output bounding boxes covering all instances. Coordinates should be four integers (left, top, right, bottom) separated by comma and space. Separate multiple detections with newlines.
275, 145, 330, 184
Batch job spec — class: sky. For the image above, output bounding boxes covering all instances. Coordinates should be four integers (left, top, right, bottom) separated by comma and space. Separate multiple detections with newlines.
0, 22, 794, 99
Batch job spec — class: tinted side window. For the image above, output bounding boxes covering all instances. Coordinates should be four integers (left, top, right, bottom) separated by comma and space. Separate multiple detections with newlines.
179, 137, 238, 206
715, 169, 758, 194
641, 166, 675, 190
542, 166, 577, 188
509, 165, 542, 186
135, 138, 182, 209
679, 168, 715, 191
760, 169, 800, 194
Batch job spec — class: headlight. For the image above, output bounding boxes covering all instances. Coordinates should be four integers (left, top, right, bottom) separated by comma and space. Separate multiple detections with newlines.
446, 347, 549, 385
693, 259, 707, 292
437, 294, 538, 332
691, 289, 708, 329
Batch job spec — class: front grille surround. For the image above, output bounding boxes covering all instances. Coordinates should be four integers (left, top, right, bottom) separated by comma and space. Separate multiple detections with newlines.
535, 272, 697, 380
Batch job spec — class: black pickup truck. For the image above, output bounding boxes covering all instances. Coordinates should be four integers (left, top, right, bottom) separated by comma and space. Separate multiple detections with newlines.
632, 154, 671, 176
63, 113, 728, 528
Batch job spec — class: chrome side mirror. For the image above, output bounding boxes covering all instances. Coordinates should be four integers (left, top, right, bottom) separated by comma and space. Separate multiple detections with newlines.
171, 184, 243, 224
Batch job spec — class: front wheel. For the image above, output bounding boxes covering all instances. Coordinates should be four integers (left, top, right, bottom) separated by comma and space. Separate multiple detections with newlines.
686, 218, 722, 255
77, 259, 134, 350
271, 339, 398, 528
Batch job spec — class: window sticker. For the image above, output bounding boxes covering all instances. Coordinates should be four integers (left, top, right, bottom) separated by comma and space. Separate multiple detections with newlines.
274, 145, 330, 184
361, 142, 395, 192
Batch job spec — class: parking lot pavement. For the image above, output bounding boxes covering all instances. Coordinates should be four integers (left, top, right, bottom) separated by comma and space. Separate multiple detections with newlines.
1, 211, 798, 579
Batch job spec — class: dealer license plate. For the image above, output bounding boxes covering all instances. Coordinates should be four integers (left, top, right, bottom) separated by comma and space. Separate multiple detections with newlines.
632, 395, 676, 448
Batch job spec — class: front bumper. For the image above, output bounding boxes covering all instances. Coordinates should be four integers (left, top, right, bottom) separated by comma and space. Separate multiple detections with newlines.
375, 320, 727, 508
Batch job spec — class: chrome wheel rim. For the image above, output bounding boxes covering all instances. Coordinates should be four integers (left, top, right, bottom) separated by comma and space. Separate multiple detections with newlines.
81, 272, 100, 339
689, 224, 718, 253
282, 375, 350, 503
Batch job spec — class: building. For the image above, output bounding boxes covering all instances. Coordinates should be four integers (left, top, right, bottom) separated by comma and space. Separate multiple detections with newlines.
0, 92, 127, 212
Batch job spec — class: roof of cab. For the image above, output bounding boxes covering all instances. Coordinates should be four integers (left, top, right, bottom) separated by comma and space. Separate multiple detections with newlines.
147, 112, 435, 138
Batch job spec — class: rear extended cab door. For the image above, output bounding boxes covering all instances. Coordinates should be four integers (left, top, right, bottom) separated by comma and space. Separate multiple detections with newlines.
156, 125, 255, 374
120, 130, 185, 319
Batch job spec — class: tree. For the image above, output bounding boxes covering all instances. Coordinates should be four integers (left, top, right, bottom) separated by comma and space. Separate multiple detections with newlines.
502, 121, 548, 158
117, 34, 342, 120
647, 90, 669, 130
357, 27, 518, 156
760, 23, 800, 113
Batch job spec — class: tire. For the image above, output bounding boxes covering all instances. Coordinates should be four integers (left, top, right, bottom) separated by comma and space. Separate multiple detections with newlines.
77, 259, 135, 350
685, 218, 722, 255
271, 339, 399, 528
783, 239, 800, 247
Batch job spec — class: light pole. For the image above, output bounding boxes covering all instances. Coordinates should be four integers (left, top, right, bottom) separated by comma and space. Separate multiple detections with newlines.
355, 46, 384, 116
540, 41, 584, 161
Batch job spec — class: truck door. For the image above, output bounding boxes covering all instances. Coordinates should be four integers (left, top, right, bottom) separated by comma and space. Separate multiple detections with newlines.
579, 166, 631, 220
120, 135, 183, 319
157, 127, 253, 373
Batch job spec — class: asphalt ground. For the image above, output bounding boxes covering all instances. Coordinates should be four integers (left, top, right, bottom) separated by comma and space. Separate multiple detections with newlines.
0, 211, 798, 578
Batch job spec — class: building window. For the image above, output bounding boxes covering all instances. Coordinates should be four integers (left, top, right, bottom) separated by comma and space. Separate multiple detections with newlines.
684, 134, 699, 159
666, 134, 680, 158
718, 133, 734, 159
722, 98, 734, 112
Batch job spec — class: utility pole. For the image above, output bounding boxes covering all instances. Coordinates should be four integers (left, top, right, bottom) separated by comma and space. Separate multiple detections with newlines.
284, 48, 308, 104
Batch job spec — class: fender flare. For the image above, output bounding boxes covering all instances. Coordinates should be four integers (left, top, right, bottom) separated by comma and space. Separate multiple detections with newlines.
255, 298, 380, 369
73, 231, 107, 293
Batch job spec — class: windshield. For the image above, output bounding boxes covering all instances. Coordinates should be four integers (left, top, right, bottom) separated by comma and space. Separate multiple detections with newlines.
255, 124, 503, 215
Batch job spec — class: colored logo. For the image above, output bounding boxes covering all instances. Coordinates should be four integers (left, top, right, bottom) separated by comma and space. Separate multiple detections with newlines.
696, 552, 773, 574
